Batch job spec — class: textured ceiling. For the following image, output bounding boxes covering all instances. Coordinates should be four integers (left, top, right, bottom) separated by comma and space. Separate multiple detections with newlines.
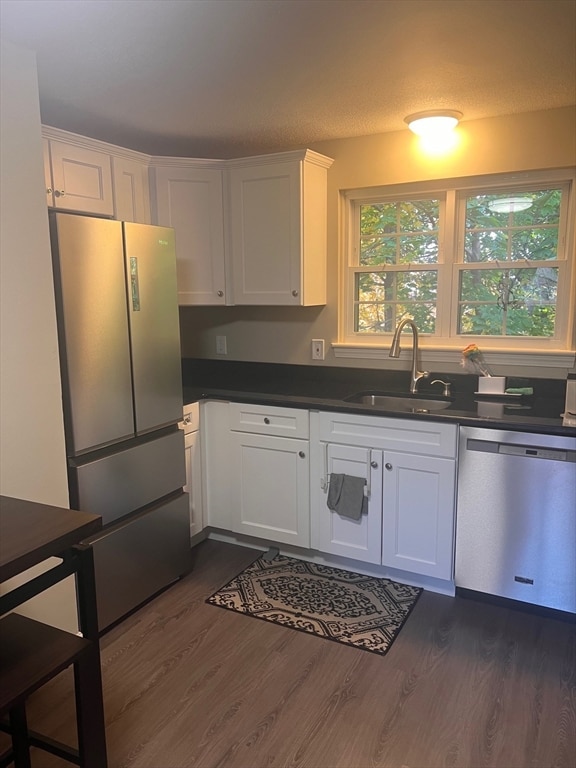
1, 0, 575, 158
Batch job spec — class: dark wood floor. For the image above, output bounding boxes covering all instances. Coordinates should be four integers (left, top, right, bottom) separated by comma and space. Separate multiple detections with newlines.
18, 539, 576, 767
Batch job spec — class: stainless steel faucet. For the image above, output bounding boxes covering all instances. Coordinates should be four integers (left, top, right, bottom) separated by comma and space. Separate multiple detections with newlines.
389, 318, 429, 394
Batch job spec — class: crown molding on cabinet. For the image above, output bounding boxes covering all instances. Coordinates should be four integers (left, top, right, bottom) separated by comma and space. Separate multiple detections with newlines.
148, 155, 226, 168
224, 149, 334, 170
42, 127, 334, 172
42, 125, 151, 164
149, 149, 333, 170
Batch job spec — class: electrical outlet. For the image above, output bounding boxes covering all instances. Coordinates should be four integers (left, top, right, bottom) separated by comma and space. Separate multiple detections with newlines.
311, 339, 325, 360
216, 335, 227, 355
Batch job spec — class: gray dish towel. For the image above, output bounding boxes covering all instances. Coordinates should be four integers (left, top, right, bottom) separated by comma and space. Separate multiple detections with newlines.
326, 473, 367, 521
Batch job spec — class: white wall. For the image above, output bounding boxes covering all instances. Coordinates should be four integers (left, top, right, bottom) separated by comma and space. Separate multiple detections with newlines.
0, 39, 76, 631
0, 39, 68, 504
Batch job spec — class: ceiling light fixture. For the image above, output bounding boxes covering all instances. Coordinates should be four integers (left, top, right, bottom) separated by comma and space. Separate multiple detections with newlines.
404, 109, 463, 138
488, 197, 533, 213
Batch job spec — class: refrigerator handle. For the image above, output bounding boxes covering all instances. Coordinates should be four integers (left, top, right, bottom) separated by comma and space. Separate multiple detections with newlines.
130, 256, 141, 311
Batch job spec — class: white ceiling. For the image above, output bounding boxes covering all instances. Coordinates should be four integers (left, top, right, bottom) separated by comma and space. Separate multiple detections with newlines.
1, 0, 575, 158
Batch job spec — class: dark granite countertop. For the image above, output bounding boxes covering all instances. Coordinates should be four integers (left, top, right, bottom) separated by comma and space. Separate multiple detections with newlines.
182, 359, 575, 438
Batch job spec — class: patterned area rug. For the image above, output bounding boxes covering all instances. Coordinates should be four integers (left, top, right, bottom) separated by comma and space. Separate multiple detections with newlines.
206, 554, 422, 656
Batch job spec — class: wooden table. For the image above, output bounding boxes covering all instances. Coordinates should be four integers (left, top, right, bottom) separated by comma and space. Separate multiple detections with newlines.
0, 495, 108, 767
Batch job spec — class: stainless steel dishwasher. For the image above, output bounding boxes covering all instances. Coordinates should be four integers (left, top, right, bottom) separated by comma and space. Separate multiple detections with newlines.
455, 426, 576, 614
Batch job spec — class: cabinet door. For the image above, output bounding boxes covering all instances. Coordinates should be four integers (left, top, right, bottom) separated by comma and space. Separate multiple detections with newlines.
230, 431, 310, 547
382, 451, 456, 580
315, 443, 383, 564
184, 429, 204, 539
201, 401, 233, 530
153, 165, 226, 304
113, 156, 150, 223
48, 139, 113, 215
229, 161, 303, 305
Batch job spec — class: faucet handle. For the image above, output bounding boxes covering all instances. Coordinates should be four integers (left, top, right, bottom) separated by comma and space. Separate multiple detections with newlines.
431, 379, 452, 397
411, 370, 429, 393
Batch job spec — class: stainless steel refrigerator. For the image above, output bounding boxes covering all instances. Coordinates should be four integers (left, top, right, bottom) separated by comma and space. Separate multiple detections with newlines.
49, 212, 191, 632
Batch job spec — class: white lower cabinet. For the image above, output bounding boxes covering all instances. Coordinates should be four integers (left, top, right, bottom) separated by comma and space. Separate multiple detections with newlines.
315, 443, 383, 564
229, 431, 310, 547
381, 451, 456, 580
202, 401, 310, 546
228, 402, 310, 547
184, 427, 204, 539
201, 401, 233, 530
180, 402, 204, 540
313, 411, 458, 581
202, 403, 457, 584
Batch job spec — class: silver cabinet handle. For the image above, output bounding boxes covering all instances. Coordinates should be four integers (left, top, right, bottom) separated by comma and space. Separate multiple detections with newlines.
264, 417, 270, 424
217, 290, 224, 297
55, 189, 65, 197
299, 451, 306, 458
291, 290, 299, 297
385, 462, 393, 470
370, 460, 378, 469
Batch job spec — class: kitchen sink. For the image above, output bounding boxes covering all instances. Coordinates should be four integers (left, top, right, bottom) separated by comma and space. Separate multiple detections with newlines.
344, 391, 453, 412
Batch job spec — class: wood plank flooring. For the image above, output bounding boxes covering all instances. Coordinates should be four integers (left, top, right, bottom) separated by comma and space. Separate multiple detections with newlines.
17, 539, 576, 767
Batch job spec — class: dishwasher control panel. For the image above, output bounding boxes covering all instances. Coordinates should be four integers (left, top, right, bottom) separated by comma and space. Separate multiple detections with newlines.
467, 437, 574, 462
498, 444, 569, 461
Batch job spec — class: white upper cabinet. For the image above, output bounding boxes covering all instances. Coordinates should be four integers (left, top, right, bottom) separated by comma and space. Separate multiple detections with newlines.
42, 126, 151, 222
40, 128, 334, 306
151, 162, 227, 305
150, 150, 333, 306
112, 155, 151, 224
43, 134, 114, 216
228, 150, 333, 306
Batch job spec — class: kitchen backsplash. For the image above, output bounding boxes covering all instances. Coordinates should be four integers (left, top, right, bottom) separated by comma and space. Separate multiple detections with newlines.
181, 358, 567, 403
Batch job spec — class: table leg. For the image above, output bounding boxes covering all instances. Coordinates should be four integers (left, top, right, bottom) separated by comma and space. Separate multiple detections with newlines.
9, 703, 31, 768
73, 544, 108, 768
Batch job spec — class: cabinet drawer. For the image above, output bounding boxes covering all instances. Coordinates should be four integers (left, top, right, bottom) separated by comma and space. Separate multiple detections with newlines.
69, 430, 186, 526
86, 493, 191, 631
229, 402, 309, 438
318, 411, 457, 458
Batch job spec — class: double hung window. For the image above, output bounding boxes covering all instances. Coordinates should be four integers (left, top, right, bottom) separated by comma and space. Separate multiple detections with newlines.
343, 170, 575, 353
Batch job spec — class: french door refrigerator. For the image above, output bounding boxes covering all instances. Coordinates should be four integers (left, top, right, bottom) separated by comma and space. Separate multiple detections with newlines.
50, 212, 191, 632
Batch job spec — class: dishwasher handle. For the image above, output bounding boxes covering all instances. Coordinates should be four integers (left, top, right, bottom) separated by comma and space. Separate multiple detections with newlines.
467, 438, 574, 462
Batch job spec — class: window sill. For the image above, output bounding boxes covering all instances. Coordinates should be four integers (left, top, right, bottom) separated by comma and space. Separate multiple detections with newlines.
332, 344, 576, 370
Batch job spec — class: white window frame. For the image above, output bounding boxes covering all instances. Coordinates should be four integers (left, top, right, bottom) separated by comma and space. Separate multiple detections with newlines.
336, 169, 576, 369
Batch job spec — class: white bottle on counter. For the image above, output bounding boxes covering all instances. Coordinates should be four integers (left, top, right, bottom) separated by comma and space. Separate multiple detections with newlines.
564, 373, 576, 417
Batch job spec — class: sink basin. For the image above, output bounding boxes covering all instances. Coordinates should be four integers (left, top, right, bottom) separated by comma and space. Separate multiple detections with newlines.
345, 391, 453, 412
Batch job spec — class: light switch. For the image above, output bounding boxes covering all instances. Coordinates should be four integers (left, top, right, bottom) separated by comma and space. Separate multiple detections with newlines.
216, 335, 227, 355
